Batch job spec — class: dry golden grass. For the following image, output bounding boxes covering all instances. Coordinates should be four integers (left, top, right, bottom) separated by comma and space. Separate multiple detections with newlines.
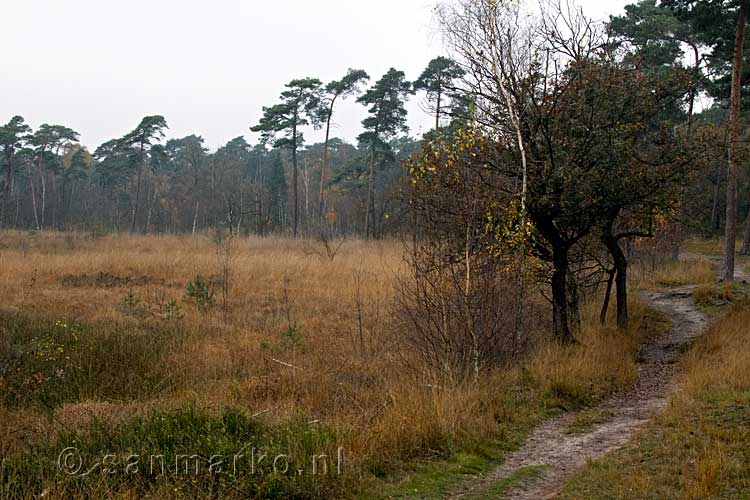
680, 303, 750, 398
681, 238, 726, 256
632, 257, 716, 289
0, 230, 672, 498
529, 300, 670, 408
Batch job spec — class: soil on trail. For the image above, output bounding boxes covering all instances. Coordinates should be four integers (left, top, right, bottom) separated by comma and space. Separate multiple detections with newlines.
447, 268, 747, 500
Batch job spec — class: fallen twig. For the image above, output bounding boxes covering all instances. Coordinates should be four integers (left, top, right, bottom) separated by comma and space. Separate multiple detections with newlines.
271, 358, 303, 371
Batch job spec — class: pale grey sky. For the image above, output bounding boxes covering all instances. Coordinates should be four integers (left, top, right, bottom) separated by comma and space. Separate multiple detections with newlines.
1, 0, 630, 151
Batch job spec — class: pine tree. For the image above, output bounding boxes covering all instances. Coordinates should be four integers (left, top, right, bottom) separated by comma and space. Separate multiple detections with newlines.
414, 57, 465, 131
357, 69, 413, 238
252, 78, 321, 237
316, 69, 369, 218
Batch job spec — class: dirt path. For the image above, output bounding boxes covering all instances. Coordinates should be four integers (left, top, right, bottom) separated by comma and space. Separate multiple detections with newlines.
447, 265, 748, 500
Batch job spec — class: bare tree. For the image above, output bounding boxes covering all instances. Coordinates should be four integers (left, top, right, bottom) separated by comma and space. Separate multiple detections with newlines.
436, 0, 607, 342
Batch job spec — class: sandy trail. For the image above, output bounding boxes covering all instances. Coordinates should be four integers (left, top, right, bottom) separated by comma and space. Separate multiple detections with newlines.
447, 263, 748, 500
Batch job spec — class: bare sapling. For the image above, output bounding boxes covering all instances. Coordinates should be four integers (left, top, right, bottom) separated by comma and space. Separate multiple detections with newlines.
304, 209, 345, 261
213, 227, 234, 320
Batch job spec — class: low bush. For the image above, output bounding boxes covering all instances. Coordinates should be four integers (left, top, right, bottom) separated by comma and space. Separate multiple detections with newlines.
0, 313, 177, 409
184, 275, 216, 311
0, 406, 344, 499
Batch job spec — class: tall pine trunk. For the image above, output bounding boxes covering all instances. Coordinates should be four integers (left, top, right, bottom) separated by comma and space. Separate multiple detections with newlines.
364, 146, 376, 239
687, 43, 700, 131
131, 164, 142, 233
724, 4, 746, 280
291, 126, 299, 238
29, 175, 40, 231
711, 165, 723, 232
39, 167, 46, 231
435, 90, 442, 131
319, 99, 336, 219
741, 207, 750, 255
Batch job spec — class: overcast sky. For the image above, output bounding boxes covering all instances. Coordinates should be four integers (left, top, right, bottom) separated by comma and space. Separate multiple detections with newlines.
1, 0, 630, 151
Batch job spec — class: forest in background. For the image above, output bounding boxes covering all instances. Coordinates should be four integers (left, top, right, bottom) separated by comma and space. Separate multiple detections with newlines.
2, 0, 750, 245
0, 67, 429, 239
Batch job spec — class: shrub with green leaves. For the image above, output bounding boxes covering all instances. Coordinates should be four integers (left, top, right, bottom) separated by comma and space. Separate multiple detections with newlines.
283, 325, 302, 347
160, 299, 184, 320
0, 314, 175, 409
121, 289, 148, 317
123, 289, 141, 308
184, 275, 216, 311
0, 406, 344, 499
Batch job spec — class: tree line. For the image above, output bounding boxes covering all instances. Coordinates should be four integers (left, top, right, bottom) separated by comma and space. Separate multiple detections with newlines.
0, 60, 465, 238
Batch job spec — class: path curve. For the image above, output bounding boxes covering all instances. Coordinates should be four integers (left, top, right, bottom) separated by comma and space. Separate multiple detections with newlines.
447, 264, 748, 500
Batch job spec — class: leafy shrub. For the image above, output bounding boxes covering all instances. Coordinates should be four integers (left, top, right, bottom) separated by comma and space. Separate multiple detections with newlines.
123, 289, 142, 308
160, 299, 184, 320
184, 275, 216, 311
121, 289, 148, 317
0, 407, 343, 499
282, 325, 302, 347
0, 314, 175, 409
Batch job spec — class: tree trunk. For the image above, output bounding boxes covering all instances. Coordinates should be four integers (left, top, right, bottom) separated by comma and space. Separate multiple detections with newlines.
600, 268, 616, 325
319, 99, 336, 219
192, 201, 199, 235
612, 249, 629, 329
131, 166, 142, 233
741, 206, 750, 255
687, 43, 700, 132
364, 146, 376, 240
145, 188, 158, 234
464, 225, 479, 383
602, 229, 630, 329
51, 173, 59, 230
1, 156, 14, 228
711, 164, 723, 232
39, 167, 46, 231
29, 176, 40, 231
551, 245, 576, 343
566, 267, 581, 336
14, 192, 20, 227
302, 159, 310, 225
724, 4, 746, 281
435, 90, 442, 131
34, 153, 46, 231
291, 125, 299, 238
614, 264, 628, 328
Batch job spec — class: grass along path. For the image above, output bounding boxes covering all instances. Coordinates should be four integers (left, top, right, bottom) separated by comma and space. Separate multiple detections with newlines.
444, 269, 734, 499
560, 275, 750, 499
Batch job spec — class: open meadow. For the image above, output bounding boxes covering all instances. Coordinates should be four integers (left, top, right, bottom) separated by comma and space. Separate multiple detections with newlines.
0, 230, 681, 499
